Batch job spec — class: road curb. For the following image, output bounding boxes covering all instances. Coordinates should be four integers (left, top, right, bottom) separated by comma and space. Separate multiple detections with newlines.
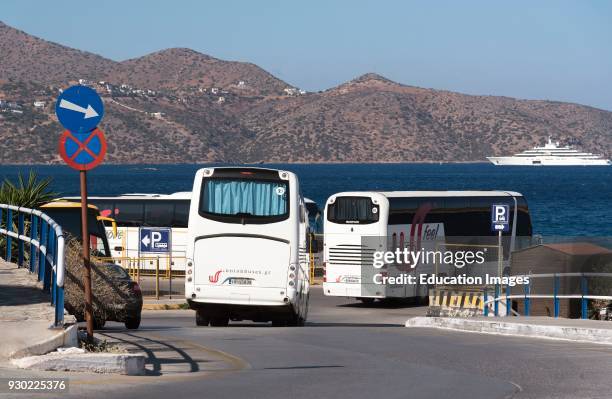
12, 350, 146, 375
142, 303, 188, 310
405, 317, 612, 345
9, 323, 78, 359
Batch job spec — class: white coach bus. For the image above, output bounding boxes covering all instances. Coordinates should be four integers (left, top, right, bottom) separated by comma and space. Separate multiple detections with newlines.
185, 167, 311, 326
323, 191, 532, 302
64, 192, 191, 272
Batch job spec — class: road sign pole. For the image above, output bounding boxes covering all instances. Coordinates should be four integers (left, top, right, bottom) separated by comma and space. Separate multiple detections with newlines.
80, 170, 94, 341
55, 85, 106, 342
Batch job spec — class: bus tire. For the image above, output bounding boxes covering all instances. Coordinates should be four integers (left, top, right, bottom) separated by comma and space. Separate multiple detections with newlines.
210, 316, 229, 327
272, 319, 287, 327
286, 310, 305, 327
196, 310, 211, 326
359, 297, 375, 305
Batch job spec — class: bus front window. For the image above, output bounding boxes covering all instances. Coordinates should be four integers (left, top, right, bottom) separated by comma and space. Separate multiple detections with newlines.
199, 178, 289, 224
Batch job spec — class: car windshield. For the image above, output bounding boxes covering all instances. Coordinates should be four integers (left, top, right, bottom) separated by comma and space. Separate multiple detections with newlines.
102, 264, 130, 279
41, 207, 110, 257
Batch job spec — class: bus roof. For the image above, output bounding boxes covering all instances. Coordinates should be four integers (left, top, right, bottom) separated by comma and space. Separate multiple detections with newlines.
62, 191, 192, 200
42, 201, 100, 210
330, 190, 524, 199
380, 190, 524, 198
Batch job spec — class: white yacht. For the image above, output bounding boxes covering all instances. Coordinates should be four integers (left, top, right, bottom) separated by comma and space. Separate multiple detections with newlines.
487, 138, 611, 166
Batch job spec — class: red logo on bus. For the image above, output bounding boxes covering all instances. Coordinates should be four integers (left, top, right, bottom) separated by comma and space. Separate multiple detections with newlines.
209, 270, 222, 283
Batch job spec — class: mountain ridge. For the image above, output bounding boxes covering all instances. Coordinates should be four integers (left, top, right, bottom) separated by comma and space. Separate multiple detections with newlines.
0, 21, 610, 164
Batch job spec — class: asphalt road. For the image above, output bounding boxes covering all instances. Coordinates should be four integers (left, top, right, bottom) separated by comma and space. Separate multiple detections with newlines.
2, 287, 611, 399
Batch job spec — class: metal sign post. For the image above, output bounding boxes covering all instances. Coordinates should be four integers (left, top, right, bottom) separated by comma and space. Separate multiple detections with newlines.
80, 170, 93, 339
491, 204, 510, 317
56, 85, 105, 342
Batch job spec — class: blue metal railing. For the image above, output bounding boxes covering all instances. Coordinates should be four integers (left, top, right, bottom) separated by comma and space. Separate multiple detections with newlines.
0, 204, 65, 327
485, 273, 612, 319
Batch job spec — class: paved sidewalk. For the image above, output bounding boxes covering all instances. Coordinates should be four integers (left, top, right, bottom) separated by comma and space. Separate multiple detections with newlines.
142, 297, 189, 310
406, 315, 612, 344
0, 259, 75, 361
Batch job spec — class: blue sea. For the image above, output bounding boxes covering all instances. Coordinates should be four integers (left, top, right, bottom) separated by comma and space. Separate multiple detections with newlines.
0, 163, 610, 236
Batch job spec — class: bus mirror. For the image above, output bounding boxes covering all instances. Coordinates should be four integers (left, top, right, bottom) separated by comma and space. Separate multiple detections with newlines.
97, 216, 118, 238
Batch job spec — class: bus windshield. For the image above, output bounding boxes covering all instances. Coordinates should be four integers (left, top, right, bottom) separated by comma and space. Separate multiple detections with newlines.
327, 196, 379, 224
199, 178, 289, 223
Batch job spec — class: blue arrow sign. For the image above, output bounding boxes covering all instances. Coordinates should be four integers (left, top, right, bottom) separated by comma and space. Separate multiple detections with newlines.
55, 85, 104, 134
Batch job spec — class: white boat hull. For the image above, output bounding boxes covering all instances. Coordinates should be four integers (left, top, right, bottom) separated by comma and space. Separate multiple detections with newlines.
487, 157, 611, 166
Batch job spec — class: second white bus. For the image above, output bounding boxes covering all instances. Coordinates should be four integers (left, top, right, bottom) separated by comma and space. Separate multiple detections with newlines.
323, 191, 532, 302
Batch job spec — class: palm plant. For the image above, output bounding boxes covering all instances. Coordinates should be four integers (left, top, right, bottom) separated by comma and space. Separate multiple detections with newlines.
0, 170, 57, 208
0, 170, 57, 263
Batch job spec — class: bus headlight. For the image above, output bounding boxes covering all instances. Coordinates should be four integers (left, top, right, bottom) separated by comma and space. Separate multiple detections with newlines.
289, 273, 295, 279
289, 265, 296, 271
288, 281, 295, 287
187, 261, 193, 267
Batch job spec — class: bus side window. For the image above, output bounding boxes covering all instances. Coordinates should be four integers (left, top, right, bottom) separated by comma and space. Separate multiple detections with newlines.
173, 202, 190, 228
144, 200, 174, 227
115, 201, 144, 227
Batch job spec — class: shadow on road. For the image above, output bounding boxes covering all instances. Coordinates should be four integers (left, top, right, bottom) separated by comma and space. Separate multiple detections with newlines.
98, 331, 205, 376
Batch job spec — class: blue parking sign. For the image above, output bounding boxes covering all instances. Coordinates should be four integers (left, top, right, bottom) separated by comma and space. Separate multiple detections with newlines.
139, 228, 171, 253
491, 204, 510, 232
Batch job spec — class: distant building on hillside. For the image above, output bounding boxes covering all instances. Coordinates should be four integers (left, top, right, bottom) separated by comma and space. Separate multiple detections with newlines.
33, 101, 46, 108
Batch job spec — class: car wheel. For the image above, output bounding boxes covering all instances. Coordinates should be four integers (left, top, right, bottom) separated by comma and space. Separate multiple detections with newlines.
125, 315, 141, 329
93, 318, 106, 330
196, 310, 210, 326
210, 316, 229, 327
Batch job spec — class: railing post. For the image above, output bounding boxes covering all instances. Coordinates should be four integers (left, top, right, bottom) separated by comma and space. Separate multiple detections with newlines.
156, 256, 160, 300
553, 273, 559, 318
524, 278, 530, 316
30, 215, 38, 272
494, 284, 499, 316
38, 220, 48, 281
6, 208, 12, 261
55, 285, 64, 327
0, 208, 3, 259
505, 282, 511, 316
44, 229, 55, 291
581, 274, 587, 320
484, 288, 489, 316
17, 211, 25, 267
169, 259, 173, 300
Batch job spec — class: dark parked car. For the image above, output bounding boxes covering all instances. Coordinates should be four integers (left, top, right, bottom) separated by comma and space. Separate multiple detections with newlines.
41, 201, 143, 329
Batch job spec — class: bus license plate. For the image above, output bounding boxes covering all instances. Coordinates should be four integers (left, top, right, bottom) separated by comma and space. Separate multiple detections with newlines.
229, 278, 252, 285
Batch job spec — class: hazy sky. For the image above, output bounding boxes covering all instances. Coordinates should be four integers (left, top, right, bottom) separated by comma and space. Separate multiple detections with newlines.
3, 1, 611, 110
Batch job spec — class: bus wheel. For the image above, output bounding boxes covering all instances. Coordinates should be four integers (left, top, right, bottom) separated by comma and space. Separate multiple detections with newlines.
210, 316, 230, 327
196, 310, 211, 326
286, 311, 305, 327
272, 319, 287, 327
